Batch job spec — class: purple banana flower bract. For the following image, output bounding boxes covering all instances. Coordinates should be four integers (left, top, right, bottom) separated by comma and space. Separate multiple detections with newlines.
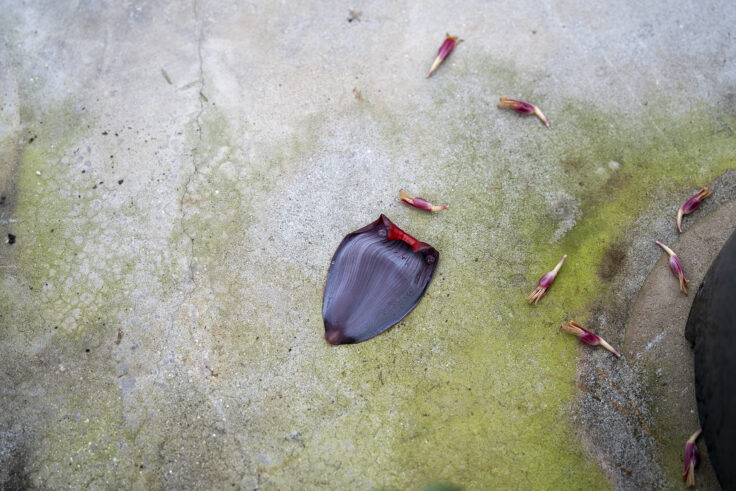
322, 215, 439, 345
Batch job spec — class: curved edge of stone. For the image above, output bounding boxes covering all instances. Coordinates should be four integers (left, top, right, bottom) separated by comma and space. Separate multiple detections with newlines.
573, 169, 736, 490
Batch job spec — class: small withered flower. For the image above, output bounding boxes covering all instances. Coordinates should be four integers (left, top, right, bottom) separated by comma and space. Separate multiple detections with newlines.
560, 320, 621, 358
656, 241, 689, 295
527, 255, 566, 304
498, 97, 550, 127
677, 186, 712, 232
682, 428, 702, 487
426, 34, 460, 78
398, 189, 448, 212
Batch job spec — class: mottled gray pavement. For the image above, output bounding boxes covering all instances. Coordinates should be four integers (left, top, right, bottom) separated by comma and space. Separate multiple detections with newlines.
1, 1, 735, 489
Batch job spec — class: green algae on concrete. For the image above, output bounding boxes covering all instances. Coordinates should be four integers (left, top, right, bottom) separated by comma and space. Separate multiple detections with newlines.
425, 63, 734, 485
153, 83, 734, 488
11, 102, 138, 337
174, 100, 607, 488
173, 105, 327, 285
4, 37, 735, 490
280, 65, 735, 487
3, 102, 143, 485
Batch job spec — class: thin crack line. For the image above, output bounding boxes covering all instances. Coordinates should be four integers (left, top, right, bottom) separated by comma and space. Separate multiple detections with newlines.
168, 0, 206, 349
179, 0, 206, 288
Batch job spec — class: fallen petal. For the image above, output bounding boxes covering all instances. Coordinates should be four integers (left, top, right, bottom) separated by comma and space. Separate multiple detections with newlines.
561, 320, 621, 358
399, 189, 448, 212
656, 241, 689, 295
498, 97, 550, 127
682, 428, 702, 488
322, 214, 439, 344
426, 34, 459, 78
527, 255, 566, 304
677, 186, 712, 232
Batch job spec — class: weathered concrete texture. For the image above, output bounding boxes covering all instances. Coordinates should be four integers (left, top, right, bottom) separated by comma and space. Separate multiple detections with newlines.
574, 171, 736, 490
1, 0, 735, 489
625, 195, 736, 491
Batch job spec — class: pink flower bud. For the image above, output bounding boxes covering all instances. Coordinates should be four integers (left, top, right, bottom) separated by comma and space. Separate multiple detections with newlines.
498, 97, 550, 127
560, 320, 621, 358
682, 429, 702, 487
656, 241, 689, 295
677, 186, 712, 232
398, 189, 448, 212
527, 255, 566, 304
426, 34, 460, 78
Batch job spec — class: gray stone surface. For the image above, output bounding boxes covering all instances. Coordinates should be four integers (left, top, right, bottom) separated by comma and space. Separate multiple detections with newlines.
577, 170, 736, 491
625, 195, 736, 491
1, 0, 735, 489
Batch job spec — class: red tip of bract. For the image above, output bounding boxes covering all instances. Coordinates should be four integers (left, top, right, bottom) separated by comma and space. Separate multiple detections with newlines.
399, 189, 448, 212
683, 429, 702, 487
325, 328, 352, 345
677, 186, 712, 232
426, 34, 459, 78
656, 241, 689, 294
498, 97, 549, 126
527, 255, 566, 304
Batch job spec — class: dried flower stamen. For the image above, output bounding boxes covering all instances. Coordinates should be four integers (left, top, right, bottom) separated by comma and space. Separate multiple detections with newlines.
656, 241, 689, 295
677, 186, 712, 232
426, 34, 460, 78
527, 255, 566, 304
498, 97, 550, 127
561, 320, 621, 357
399, 189, 448, 212
682, 428, 702, 487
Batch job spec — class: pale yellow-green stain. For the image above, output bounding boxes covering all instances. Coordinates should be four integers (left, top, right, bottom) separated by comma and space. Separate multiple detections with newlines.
8, 66, 735, 488
309, 76, 734, 487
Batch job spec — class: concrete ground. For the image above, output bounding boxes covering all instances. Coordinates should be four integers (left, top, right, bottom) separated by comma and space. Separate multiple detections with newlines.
1, 0, 735, 489
624, 185, 736, 491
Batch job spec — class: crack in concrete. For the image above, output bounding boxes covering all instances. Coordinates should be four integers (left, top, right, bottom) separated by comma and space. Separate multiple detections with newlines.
179, 0, 206, 288
164, 0, 214, 384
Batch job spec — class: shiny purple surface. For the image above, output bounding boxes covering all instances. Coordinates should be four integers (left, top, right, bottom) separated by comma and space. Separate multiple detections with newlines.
322, 215, 439, 345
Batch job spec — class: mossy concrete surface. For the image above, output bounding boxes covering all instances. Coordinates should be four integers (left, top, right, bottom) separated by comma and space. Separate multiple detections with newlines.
1, 1, 735, 489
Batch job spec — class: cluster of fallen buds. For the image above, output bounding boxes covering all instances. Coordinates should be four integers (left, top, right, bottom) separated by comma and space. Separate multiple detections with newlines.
683, 429, 702, 487
526, 258, 622, 358
426, 35, 550, 127
650, 186, 716, 296
654, 185, 714, 294
424, 33, 710, 486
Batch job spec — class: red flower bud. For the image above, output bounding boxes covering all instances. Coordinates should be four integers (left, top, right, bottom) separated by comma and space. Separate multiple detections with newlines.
399, 189, 448, 212
561, 320, 620, 358
527, 255, 566, 304
498, 97, 550, 127
656, 241, 689, 295
426, 34, 460, 78
677, 186, 712, 232
682, 428, 702, 487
